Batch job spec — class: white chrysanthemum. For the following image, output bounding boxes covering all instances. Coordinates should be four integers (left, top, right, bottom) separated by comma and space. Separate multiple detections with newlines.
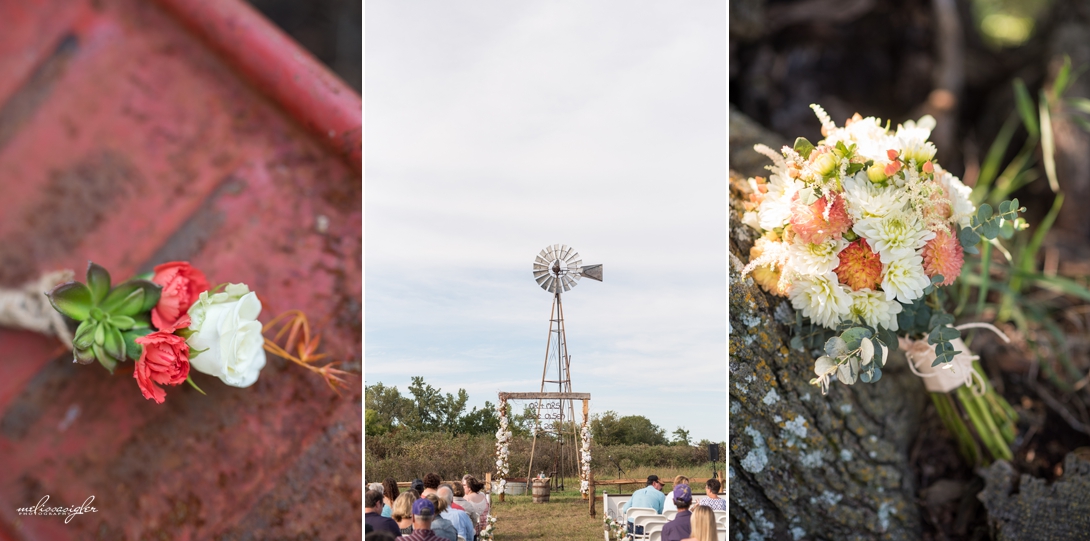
900, 137, 937, 165
788, 236, 848, 276
841, 173, 907, 220
788, 271, 853, 329
854, 210, 935, 263
937, 169, 975, 228
896, 116, 936, 145
882, 254, 932, 303
757, 173, 803, 231
832, 117, 898, 162
848, 289, 902, 331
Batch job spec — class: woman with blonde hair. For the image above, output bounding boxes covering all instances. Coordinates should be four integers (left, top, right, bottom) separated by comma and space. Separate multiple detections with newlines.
682, 505, 717, 541
663, 475, 690, 513
390, 492, 415, 535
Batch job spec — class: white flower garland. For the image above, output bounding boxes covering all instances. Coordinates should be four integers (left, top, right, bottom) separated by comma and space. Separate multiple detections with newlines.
603, 515, 626, 541
495, 400, 511, 495
579, 421, 592, 495
480, 515, 497, 540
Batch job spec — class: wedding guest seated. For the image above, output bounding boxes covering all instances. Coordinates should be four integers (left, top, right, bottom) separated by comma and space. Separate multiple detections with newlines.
461, 475, 490, 536
366, 531, 397, 541
680, 505, 717, 541
662, 484, 693, 541
621, 475, 666, 535
437, 486, 475, 541
697, 479, 725, 511
412, 478, 425, 495
366, 489, 402, 537
383, 478, 400, 518
422, 473, 442, 497
396, 498, 444, 541
424, 494, 458, 541
392, 493, 417, 535
663, 475, 689, 513
451, 482, 477, 528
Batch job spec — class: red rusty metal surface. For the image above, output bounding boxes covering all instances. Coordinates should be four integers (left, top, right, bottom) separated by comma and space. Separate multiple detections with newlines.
0, 0, 362, 539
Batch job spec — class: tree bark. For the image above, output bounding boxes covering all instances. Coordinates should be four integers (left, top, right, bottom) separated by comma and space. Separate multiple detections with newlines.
728, 108, 928, 540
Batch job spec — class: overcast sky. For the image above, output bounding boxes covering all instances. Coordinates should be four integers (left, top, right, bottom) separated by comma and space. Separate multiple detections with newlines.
365, 1, 726, 443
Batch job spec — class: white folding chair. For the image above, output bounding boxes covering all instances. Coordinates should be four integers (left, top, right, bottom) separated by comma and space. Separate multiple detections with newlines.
717, 528, 727, 541
632, 516, 667, 540
624, 507, 657, 525
648, 531, 662, 541
457, 537, 466, 541
643, 518, 668, 536
713, 510, 726, 524
661, 509, 677, 521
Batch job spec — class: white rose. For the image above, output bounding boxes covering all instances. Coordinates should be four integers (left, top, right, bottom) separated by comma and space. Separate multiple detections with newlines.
186, 283, 267, 387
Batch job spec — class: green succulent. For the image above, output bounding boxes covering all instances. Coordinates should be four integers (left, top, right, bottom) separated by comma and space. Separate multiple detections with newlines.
47, 262, 161, 372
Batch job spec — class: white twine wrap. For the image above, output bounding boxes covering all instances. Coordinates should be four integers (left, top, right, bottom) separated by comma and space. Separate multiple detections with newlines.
0, 270, 74, 348
579, 422, 592, 495
900, 323, 1010, 393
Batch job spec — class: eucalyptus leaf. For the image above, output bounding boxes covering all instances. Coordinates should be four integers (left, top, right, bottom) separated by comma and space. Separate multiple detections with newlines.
794, 137, 815, 159
840, 327, 873, 350
825, 336, 849, 358
860, 338, 874, 365
814, 355, 835, 376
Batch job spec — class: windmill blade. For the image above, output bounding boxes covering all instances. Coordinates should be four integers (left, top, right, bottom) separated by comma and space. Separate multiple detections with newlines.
535, 273, 551, 286
580, 264, 603, 282
542, 275, 555, 292
567, 258, 582, 269
533, 269, 550, 279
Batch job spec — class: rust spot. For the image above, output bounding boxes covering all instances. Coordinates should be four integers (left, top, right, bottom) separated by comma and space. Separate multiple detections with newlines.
0, 151, 142, 285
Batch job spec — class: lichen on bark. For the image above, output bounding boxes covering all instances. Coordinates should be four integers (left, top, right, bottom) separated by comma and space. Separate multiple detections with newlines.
729, 107, 927, 540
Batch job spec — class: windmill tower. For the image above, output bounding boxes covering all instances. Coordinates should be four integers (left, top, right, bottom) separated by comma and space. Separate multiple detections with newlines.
527, 244, 602, 490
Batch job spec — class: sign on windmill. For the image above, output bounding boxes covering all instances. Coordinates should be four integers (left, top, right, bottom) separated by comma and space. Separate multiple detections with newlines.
527, 244, 600, 493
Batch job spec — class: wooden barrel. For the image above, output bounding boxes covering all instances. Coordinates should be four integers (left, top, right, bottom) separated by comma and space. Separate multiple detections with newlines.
531, 478, 551, 503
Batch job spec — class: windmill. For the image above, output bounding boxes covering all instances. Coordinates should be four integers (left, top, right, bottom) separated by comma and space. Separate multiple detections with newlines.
527, 244, 602, 490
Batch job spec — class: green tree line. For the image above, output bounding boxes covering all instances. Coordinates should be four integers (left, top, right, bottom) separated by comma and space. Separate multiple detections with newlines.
366, 377, 706, 447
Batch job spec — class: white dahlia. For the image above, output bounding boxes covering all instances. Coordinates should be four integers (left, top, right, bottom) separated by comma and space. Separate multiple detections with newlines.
854, 210, 935, 263
841, 173, 907, 220
848, 289, 902, 331
788, 272, 853, 329
881, 254, 932, 303
787, 236, 848, 276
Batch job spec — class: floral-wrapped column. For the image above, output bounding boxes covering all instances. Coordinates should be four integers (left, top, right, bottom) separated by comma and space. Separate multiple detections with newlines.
495, 399, 511, 499
579, 421, 592, 496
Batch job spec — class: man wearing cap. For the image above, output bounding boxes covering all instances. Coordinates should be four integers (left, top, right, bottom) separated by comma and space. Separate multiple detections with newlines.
621, 475, 666, 535
365, 489, 402, 537
396, 498, 444, 541
661, 484, 693, 541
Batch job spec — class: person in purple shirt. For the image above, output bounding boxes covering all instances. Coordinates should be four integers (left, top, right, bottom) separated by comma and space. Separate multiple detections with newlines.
397, 498, 446, 541
365, 489, 402, 537
661, 484, 693, 541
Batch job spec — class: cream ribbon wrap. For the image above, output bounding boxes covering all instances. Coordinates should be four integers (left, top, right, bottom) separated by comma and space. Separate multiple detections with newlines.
0, 270, 75, 349
899, 323, 1010, 393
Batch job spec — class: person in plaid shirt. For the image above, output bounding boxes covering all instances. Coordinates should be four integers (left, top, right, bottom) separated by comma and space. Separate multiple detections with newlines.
397, 498, 445, 541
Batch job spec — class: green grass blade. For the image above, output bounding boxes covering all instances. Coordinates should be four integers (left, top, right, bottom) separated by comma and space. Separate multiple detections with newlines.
973, 112, 1020, 204
1014, 78, 1040, 138
1040, 90, 1059, 193
975, 242, 993, 317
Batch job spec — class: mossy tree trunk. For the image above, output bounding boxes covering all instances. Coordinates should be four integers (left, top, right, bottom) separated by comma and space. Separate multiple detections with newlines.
728, 109, 928, 540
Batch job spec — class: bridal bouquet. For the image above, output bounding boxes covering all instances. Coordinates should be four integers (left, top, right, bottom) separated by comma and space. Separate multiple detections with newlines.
46, 261, 348, 404
740, 105, 1024, 463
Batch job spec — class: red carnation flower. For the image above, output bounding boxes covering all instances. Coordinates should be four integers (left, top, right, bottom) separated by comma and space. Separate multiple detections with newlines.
834, 239, 883, 291
922, 228, 964, 286
151, 262, 210, 332
134, 332, 190, 404
790, 194, 853, 245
